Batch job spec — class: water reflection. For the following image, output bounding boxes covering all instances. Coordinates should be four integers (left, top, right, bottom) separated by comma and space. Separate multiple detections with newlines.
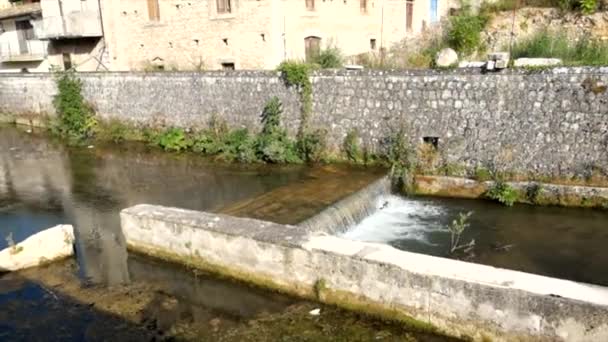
0, 125, 382, 286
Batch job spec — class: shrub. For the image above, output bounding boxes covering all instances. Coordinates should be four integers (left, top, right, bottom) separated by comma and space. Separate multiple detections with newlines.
153, 127, 192, 151
221, 128, 258, 163
486, 181, 519, 206
526, 183, 543, 204
256, 97, 301, 163
343, 129, 364, 163
311, 47, 343, 69
474, 167, 493, 182
297, 128, 327, 162
52, 73, 97, 142
384, 127, 417, 192
447, 211, 474, 254
447, 10, 489, 56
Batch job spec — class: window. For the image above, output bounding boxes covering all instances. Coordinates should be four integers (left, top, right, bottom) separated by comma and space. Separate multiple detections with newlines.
147, 0, 160, 21
15, 20, 34, 40
360, 0, 367, 13
304, 36, 321, 62
406, 1, 413, 32
217, 0, 232, 14
222, 62, 235, 70
62, 53, 72, 71
370, 38, 376, 50
306, 0, 315, 11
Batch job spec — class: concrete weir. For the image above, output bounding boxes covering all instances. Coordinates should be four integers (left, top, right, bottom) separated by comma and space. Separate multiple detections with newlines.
121, 204, 608, 341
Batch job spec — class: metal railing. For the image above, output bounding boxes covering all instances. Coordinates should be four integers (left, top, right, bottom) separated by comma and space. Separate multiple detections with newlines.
0, 40, 48, 62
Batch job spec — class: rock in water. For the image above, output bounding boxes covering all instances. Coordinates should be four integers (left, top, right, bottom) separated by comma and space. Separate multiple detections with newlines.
0, 225, 74, 271
435, 48, 458, 68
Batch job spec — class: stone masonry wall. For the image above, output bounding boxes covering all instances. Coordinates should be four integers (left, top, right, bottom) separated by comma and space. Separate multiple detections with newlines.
0, 68, 607, 178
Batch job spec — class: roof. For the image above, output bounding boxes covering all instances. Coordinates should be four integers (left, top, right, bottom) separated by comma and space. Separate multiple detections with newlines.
0, 3, 41, 21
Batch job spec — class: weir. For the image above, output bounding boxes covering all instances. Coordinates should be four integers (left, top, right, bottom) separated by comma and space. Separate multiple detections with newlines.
297, 176, 391, 234
120, 204, 608, 341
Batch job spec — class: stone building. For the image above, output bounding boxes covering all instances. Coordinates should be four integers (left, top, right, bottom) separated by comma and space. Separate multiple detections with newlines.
0, 0, 105, 72
0, 0, 456, 72
101, 0, 456, 71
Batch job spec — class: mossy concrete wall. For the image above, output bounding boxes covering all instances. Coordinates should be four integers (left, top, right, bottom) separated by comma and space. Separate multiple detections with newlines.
121, 204, 608, 342
1, 67, 607, 179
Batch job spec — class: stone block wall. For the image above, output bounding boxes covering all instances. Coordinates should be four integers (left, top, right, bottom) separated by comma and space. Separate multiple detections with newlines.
0, 67, 607, 177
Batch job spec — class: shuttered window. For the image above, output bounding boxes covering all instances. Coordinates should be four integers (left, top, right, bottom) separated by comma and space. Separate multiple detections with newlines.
306, 0, 315, 11
217, 0, 232, 14
147, 0, 160, 21
305, 36, 321, 62
406, 1, 413, 32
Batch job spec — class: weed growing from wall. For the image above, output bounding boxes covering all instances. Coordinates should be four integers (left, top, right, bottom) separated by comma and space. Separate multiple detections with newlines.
343, 129, 364, 163
384, 127, 417, 194
52, 72, 97, 142
486, 181, 519, 206
256, 97, 301, 163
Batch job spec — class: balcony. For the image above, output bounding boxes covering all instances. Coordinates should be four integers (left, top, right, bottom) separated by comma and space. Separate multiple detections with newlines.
34, 10, 102, 40
0, 3, 41, 21
0, 40, 48, 62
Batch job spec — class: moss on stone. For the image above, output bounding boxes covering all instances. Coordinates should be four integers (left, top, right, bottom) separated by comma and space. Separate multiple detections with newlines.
126, 243, 447, 338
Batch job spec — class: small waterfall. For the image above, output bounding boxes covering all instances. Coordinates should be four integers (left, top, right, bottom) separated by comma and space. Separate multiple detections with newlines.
298, 176, 391, 234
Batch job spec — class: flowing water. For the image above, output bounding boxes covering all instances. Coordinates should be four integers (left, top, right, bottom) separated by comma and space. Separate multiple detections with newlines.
342, 194, 608, 286
3, 125, 460, 341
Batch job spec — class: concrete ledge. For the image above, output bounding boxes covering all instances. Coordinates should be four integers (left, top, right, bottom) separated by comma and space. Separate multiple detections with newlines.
0, 225, 75, 272
121, 204, 608, 341
415, 175, 608, 208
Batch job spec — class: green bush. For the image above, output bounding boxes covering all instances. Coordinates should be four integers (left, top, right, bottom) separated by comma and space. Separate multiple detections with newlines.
256, 97, 301, 163
311, 47, 343, 69
486, 181, 519, 206
474, 167, 493, 182
511, 31, 608, 66
52, 73, 97, 142
297, 128, 327, 162
343, 129, 364, 163
384, 127, 416, 193
153, 127, 192, 151
447, 11, 489, 55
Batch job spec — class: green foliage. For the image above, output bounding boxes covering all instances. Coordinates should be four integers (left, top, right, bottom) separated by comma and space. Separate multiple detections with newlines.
297, 128, 327, 162
311, 46, 344, 69
52, 73, 97, 142
486, 181, 519, 206
313, 278, 328, 300
579, 0, 598, 14
447, 211, 474, 254
277, 60, 313, 129
95, 118, 143, 143
153, 127, 192, 151
526, 183, 543, 204
343, 129, 364, 163
447, 8, 489, 56
256, 97, 301, 163
474, 167, 493, 182
384, 127, 416, 193
511, 31, 608, 66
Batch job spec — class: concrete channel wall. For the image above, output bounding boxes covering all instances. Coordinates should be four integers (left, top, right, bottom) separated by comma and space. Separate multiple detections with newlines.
1, 68, 608, 177
121, 204, 608, 342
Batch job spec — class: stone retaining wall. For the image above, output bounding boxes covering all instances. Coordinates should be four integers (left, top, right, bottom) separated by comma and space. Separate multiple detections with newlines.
1, 68, 607, 178
121, 204, 608, 342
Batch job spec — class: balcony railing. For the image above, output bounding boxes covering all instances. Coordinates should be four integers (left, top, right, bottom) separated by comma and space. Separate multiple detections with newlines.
34, 11, 103, 40
0, 40, 48, 62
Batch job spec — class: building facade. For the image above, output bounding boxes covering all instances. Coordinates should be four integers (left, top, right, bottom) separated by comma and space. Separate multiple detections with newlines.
101, 0, 456, 71
0, 0, 455, 72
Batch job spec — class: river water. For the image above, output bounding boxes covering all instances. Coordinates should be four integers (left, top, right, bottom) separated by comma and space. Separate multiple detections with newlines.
343, 194, 608, 286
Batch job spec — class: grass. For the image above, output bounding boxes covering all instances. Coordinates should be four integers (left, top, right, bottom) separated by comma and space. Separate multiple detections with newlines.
510, 31, 608, 66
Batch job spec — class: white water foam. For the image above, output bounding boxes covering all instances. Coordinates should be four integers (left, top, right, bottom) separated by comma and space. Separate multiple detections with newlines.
340, 195, 446, 245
